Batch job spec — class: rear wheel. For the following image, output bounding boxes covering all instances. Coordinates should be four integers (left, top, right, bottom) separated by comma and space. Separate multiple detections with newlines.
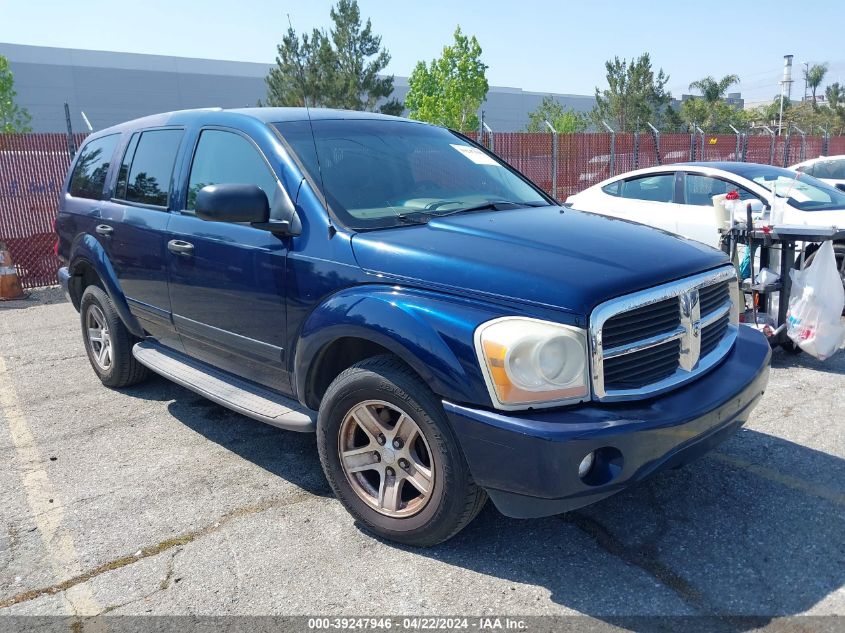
80, 286, 149, 388
317, 356, 486, 546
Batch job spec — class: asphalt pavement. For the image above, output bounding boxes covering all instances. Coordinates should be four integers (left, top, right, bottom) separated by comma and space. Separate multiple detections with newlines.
1, 288, 843, 630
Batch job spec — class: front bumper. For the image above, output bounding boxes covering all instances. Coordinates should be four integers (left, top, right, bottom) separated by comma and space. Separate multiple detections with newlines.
444, 325, 771, 518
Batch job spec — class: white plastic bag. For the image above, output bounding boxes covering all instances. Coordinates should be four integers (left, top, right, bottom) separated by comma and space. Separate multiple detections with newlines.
785, 241, 845, 359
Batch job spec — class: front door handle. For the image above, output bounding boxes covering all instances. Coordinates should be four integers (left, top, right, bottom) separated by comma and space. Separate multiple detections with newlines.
167, 239, 194, 256
95, 224, 113, 237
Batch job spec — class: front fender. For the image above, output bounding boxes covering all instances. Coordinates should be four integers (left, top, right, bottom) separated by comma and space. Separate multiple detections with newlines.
69, 234, 145, 338
294, 285, 515, 407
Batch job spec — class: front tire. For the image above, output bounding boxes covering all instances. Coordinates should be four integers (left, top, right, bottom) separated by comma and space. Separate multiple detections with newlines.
317, 356, 486, 547
80, 285, 149, 388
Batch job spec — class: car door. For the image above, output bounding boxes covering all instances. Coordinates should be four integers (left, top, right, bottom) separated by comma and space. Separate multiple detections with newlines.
601, 172, 682, 236
679, 173, 762, 248
166, 127, 293, 392
95, 128, 184, 350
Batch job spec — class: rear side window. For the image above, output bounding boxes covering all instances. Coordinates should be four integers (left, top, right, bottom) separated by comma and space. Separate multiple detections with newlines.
186, 129, 278, 211
68, 134, 119, 199
620, 174, 675, 202
814, 159, 845, 180
116, 129, 183, 207
601, 180, 621, 196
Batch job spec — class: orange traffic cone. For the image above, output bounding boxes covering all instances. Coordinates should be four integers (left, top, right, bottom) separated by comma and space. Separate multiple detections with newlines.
0, 241, 25, 300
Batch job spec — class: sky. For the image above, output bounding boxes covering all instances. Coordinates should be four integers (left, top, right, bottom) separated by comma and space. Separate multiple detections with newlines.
1, 0, 844, 104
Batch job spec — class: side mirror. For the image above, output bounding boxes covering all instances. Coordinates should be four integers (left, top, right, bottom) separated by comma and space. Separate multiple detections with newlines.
836, 183, 845, 193
196, 184, 270, 224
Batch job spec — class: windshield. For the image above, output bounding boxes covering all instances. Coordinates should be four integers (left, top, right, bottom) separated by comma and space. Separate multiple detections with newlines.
272, 119, 550, 230
744, 165, 845, 211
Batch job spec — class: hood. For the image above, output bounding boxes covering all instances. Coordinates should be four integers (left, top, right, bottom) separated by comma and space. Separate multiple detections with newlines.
782, 206, 845, 228
350, 207, 729, 316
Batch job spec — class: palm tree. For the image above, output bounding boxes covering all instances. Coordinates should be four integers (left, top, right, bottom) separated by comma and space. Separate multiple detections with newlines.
804, 63, 829, 104
688, 74, 740, 103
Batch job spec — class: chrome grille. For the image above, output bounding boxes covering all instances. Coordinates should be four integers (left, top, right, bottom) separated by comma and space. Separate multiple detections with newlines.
602, 297, 680, 348
604, 339, 680, 390
589, 267, 739, 402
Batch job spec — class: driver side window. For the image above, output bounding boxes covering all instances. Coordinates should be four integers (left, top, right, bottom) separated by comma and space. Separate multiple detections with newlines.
186, 129, 279, 213
684, 175, 758, 206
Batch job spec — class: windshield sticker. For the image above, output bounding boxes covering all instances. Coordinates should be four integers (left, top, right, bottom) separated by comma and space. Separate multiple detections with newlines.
450, 144, 501, 166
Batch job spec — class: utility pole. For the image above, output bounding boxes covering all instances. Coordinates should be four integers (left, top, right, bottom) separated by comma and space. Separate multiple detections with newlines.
802, 61, 809, 101
778, 54, 794, 136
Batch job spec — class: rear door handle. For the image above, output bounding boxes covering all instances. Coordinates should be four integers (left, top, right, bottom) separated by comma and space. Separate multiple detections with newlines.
95, 224, 113, 237
167, 239, 194, 256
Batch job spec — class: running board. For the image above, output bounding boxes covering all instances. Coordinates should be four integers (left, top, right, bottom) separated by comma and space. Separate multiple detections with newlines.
132, 341, 315, 432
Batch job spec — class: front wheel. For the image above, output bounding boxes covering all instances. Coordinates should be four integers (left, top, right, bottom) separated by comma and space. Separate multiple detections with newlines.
317, 356, 486, 547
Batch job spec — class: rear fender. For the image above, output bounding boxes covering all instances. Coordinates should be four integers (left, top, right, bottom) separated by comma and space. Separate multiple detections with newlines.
69, 234, 144, 337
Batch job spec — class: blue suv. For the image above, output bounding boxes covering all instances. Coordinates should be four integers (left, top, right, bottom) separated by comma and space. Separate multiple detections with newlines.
56, 108, 771, 546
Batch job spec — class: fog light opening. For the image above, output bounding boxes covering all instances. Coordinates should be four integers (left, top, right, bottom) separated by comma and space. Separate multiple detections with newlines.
578, 451, 595, 479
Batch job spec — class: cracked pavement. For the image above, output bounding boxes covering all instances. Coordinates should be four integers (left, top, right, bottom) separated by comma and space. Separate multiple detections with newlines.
0, 288, 843, 624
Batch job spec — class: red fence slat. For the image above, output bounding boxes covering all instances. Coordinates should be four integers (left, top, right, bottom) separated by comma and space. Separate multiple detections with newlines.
2, 130, 842, 290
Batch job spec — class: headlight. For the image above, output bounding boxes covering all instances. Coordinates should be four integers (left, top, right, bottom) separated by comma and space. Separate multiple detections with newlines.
474, 317, 590, 410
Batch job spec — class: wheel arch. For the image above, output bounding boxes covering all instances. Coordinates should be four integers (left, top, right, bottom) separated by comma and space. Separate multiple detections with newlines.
67, 234, 144, 337
293, 286, 496, 411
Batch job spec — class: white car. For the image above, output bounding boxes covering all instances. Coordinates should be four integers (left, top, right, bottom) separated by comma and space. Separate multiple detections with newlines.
790, 155, 845, 191
567, 162, 845, 249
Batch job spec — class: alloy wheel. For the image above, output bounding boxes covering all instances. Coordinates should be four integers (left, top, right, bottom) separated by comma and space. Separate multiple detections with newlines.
86, 304, 112, 371
338, 400, 434, 518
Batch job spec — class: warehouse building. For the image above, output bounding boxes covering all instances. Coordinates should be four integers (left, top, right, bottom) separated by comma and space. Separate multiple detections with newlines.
1, 42, 596, 133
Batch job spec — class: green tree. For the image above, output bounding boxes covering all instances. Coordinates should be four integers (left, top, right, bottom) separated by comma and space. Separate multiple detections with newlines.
680, 74, 743, 132
688, 74, 739, 103
804, 62, 828, 105
592, 53, 672, 132
264, 0, 401, 114
0, 55, 31, 133
405, 27, 488, 131
524, 96, 587, 133
822, 82, 845, 133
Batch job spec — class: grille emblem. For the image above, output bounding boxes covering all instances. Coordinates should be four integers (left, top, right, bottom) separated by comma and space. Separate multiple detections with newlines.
679, 289, 701, 371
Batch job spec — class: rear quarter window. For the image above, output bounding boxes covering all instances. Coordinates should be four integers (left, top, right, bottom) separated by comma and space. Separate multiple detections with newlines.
115, 129, 183, 207
68, 134, 120, 200
601, 180, 621, 196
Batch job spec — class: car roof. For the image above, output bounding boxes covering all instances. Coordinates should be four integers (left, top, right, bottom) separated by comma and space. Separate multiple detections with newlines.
83, 107, 416, 140
789, 154, 845, 167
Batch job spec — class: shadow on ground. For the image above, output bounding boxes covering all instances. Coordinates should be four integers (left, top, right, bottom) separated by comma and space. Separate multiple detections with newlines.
132, 377, 845, 628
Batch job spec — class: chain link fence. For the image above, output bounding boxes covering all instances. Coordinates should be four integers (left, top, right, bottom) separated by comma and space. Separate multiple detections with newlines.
1, 129, 843, 289
1, 133, 88, 289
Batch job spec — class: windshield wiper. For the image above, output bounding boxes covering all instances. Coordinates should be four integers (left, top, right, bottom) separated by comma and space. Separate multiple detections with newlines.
394, 200, 548, 226
431, 200, 547, 217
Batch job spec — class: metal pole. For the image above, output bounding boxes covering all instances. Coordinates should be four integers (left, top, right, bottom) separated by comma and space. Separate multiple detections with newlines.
601, 120, 616, 176
694, 125, 705, 161
689, 123, 696, 161
64, 102, 77, 158
729, 124, 742, 161
544, 120, 558, 199
482, 121, 494, 153
646, 122, 661, 165
633, 131, 640, 169
761, 125, 776, 165
792, 124, 806, 163
818, 125, 830, 155
782, 128, 791, 167
478, 110, 484, 144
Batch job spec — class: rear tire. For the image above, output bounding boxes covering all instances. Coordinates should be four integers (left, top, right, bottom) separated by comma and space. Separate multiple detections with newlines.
317, 355, 486, 547
80, 286, 149, 388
